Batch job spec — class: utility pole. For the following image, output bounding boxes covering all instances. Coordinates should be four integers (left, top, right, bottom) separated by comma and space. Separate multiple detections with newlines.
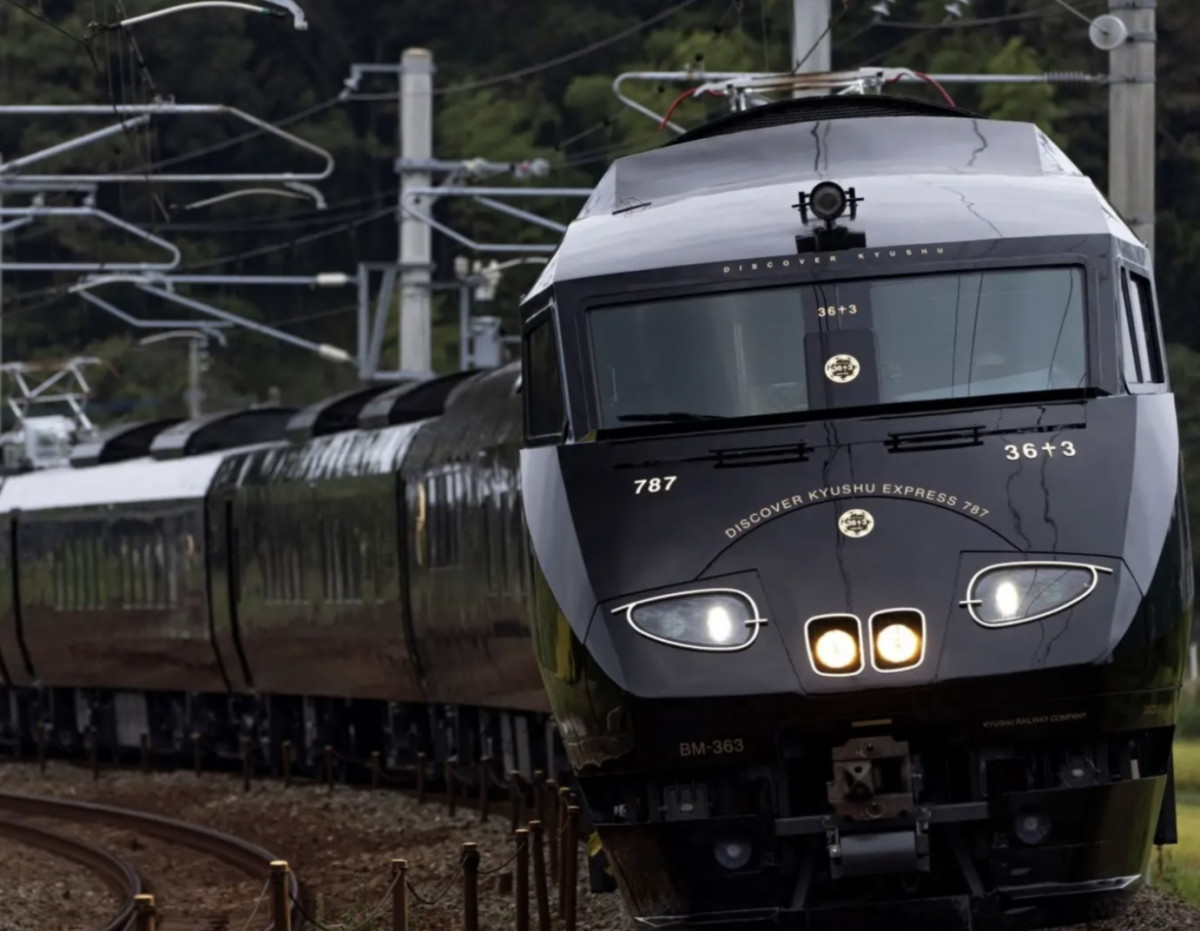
399, 47, 434, 374
792, 0, 832, 97
1107, 0, 1156, 258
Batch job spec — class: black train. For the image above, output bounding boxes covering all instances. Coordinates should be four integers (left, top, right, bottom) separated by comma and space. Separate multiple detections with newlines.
516, 95, 1193, 929
0, 93, 1190, 931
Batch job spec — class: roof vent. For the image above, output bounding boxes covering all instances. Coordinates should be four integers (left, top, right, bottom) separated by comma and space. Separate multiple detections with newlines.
149, 406, 297, 460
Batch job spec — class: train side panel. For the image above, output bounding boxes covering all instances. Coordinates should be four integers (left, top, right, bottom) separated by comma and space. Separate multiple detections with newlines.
220, 424, 427, 701
404, 365, 547, 711
0, 456, 230, 692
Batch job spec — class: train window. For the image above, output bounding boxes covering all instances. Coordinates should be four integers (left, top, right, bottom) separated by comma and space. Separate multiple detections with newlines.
424, 470, 461, 569
1125, 270, 1165, 385
524, 313, 567, 442
871, 267, 1086, 401
263, 502, 306, 604
587, 267, 1086, 427
322, 516, 364, 604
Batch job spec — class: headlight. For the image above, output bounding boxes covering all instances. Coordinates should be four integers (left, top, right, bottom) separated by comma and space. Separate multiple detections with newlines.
613, 589, 767, 651
869, 609, 925, 672
960, 561, 1112, 628
805, 614, 864, 676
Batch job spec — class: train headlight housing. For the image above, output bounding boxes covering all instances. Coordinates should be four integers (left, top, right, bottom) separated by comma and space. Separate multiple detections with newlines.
805, 614, 864, 676
869, 609, 926, 672
613, 589, 767, 651
961, 561, 1112, 628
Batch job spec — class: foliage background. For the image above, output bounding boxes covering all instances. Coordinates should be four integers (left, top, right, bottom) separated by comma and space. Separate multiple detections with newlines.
2, 0, 1199, 566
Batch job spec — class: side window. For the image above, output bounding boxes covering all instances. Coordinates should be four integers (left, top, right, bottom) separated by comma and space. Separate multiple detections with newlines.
1120, 269, 1166, 387
524, 312, 566, 442
1119, 273, 1143, 385
1129, 272, 1165, 384
424, 469, 461, 569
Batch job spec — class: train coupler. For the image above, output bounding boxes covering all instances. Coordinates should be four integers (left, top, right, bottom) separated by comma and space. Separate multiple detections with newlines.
825, 735, 931, 879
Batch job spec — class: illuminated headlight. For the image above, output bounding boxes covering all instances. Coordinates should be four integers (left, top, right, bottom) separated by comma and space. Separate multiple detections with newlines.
960, 561, 1112, 628
805, 614, 864, 676
613, 589, 767, 651
869, 609, 925, 672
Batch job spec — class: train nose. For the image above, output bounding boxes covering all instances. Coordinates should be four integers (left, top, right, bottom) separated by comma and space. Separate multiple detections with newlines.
703, 494, 1124, 693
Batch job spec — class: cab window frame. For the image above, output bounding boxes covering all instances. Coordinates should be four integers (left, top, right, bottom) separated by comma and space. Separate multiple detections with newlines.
521, 304, 569, 446
1119, 264, 1167, 393
582, 263, 1092, 430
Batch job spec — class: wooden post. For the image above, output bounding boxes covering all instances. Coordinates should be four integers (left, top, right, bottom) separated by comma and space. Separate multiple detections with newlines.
446, 757, 457, 816
509, 770, 523, 832
133, 893, 156, 931
191, 731, 201, 776
269, 860, 293, 931
477, 756, 491, 822
515, 828, 530, 931
139, 733, 149, 774
545, 778, 559, 886
281, 740, 292, 788
416, 751, 426, 803
88, 726, 99, 780
462, 842, 480, 931
370, 751, 381, 790
324, 745, 335, 794
530, 820, 550, 931
562, 805, 579, 931
238, 734, 250, 791
35, 719, 45, 775
391, 858, 408, 931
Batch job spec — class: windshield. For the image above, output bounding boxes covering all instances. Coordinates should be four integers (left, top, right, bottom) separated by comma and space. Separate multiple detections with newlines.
587, 267, 1086, 427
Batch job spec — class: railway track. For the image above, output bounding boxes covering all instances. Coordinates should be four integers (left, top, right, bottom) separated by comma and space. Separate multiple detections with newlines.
0, 816, 141, 931
0, 791, 301, 930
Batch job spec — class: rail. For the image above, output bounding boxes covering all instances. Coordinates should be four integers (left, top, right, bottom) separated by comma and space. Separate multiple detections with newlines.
0, 791, 300, 930
0, 816, 141, 931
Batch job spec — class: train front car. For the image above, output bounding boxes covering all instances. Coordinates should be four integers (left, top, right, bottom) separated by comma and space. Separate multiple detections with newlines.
518, 97, 1193, 930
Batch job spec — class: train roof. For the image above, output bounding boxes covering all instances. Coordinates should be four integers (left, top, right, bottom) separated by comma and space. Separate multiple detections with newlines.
527, 95, 1137, 295
0, 449, 234, 512
214, 418, 430, 488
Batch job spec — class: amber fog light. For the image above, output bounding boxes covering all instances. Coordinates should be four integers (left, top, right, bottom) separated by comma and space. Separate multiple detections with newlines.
869, 609, 926, 672
805, 614, 863, 676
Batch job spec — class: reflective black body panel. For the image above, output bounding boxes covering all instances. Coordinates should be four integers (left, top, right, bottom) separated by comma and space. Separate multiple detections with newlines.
519, 104, 1192, 929
207, 426, 427, 701
399, 366, 544, 711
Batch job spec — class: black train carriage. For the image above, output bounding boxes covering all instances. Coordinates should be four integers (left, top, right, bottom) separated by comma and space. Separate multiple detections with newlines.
204, 366, 552, 783
517, 95, 1194, 929
0, 408, 295, 752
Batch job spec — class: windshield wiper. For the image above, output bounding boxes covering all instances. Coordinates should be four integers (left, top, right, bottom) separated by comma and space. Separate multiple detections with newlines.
616, 412, 727, 423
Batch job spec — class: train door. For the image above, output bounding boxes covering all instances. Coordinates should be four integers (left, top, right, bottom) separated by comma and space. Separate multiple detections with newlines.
0, 512, 32, 687
205, 495, 253, 691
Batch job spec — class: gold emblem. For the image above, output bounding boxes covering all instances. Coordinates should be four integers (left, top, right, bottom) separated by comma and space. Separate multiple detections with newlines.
838, 509, 875, 539
824, 354, 860, 384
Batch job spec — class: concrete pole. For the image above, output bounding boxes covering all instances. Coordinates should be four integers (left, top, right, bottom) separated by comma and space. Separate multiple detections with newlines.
792, 0, 832, 98
399, 48, 434, 373
1108, 0, 1156, 258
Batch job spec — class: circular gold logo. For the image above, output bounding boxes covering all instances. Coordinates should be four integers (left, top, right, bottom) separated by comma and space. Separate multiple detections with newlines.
824, 353, 861, 384
838, 509, 875, 539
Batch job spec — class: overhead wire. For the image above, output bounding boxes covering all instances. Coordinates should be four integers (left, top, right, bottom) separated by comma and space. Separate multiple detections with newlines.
877, 0, 1106, 30
179, 206, 395, 271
